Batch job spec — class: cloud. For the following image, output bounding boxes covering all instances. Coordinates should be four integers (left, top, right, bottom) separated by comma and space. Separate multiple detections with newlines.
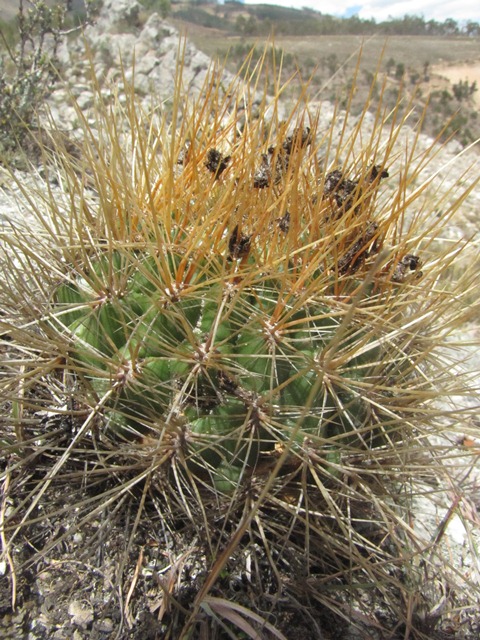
242, 0, 352, 12
242, 0, 480, 22
354, 0, 480, 21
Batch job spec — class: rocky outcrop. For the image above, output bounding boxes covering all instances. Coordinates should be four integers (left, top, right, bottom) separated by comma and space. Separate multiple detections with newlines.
49, 0, 216, 129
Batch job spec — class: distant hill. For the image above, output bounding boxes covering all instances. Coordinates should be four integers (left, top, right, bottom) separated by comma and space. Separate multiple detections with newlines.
2, 1, 479, 37
169, 1, 479, 36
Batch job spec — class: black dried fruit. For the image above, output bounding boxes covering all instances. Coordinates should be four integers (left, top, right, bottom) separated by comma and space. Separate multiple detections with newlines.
253, 154, 271, 189
324, 170, 344, 195
228, 225, 252, 261
338, 222, 379, 274
205, 148, 230, 177
391, 254, 422, 282
282, 127, 312, 154
367, 164, 389, 182
277, 211, 290, 233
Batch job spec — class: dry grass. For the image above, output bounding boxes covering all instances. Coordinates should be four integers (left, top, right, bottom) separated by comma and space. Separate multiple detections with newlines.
189, 32, 480, 72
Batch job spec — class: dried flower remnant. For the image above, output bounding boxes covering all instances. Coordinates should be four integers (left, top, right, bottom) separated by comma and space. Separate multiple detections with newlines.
333, 178, 358, 211
253, 147, 287, 188
253, 127, 312, 189
323, 169, 344, 195
282, 126, 312, 154
277, 211, 291, 233
253, 153, 271, 189
390, 254, 422, 282
338, 222, 379, 274
227, 224, 252, 261
205, 148, 231, 178
366, 164, 389, 183
323, 169, 358, 216
323, 165, 389, 220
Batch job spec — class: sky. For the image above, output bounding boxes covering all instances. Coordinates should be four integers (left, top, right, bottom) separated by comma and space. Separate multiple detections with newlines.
241, 0, 480, 23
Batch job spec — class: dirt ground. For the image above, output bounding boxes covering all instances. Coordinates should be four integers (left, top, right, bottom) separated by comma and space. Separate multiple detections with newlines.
433, 61, 480, 106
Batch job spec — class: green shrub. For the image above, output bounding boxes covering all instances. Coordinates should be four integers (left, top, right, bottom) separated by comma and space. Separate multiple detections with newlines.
0, 0, 97, 165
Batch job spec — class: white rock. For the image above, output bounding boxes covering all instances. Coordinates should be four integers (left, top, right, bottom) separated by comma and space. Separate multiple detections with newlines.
68, 600, 94, 628
447, 514, 468, 545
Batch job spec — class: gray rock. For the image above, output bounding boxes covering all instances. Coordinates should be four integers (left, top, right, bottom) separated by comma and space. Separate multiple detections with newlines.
93, 0, 142, 33
51, 1, 221, 126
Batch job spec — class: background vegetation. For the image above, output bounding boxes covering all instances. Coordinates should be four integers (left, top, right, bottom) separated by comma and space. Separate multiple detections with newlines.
164, 3, 480, 148
156, 0, 480, 38
1, 1, 479, 152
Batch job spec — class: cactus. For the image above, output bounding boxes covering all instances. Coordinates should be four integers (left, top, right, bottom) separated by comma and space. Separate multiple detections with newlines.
1, 53, 479, 638
49, 121, 413, 494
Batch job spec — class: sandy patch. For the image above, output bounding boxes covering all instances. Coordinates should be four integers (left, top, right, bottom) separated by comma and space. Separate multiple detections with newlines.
433, 61, 480, 107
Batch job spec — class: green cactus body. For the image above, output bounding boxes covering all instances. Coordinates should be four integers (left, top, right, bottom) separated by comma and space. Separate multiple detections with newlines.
69, 303, 125, 370
189, 400, 248, 465
56, 248, 387, 488
235, 328, 289, 395
54, 281, 90, 328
